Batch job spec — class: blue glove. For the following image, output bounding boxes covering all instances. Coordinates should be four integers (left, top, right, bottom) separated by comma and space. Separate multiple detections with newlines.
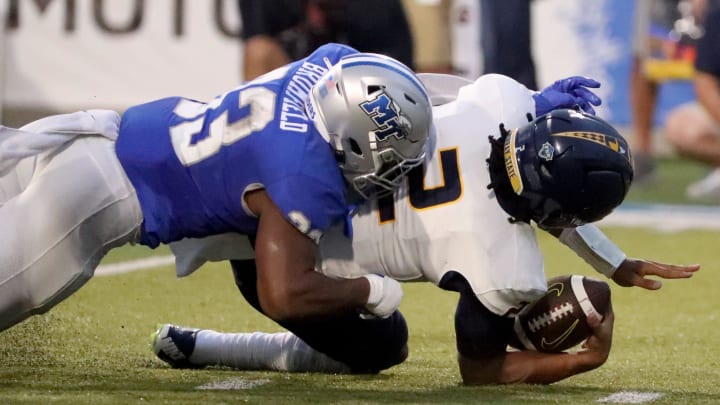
532, 76, 602, 116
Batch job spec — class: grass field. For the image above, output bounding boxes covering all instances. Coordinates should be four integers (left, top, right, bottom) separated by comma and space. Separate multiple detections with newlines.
1, 158, 720, 404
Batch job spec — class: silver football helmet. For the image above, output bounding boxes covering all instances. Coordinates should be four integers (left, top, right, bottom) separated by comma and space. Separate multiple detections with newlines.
305, 53, 434, 199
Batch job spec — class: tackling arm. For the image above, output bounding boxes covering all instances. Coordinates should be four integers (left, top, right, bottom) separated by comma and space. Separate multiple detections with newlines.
247, 189, 400, 321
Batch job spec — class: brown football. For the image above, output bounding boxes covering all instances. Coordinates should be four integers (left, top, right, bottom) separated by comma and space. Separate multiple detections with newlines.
513, 275, 611, 353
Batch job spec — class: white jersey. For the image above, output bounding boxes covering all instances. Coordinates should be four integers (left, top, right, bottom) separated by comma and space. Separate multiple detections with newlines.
171, 74, 549, 316
318, 74, 547, 316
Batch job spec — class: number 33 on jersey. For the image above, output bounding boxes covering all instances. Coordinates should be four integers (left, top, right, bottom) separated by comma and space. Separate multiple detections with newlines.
115, 44, 357, 248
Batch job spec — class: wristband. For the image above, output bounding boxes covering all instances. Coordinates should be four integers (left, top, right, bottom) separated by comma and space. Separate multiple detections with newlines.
558, 224, 626, 277
363, 274, 384, 306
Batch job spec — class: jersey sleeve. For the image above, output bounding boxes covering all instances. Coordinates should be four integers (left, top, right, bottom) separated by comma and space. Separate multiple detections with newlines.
265, 171, 347, 243
417, 73, 474, 105
457, 73, 536, 131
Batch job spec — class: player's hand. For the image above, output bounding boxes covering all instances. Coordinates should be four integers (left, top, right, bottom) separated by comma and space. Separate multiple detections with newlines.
533, 76, 602, 116
363, 274, 403, 319
579, 302, 614, 366
611, 258, 700, 290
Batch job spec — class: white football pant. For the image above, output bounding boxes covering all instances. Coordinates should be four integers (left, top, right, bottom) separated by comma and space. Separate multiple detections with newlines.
0, 133, 142, 332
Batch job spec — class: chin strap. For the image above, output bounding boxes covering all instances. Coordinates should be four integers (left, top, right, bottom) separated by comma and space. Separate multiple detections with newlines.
486, 124, 533, 224
558, 224, 627, 278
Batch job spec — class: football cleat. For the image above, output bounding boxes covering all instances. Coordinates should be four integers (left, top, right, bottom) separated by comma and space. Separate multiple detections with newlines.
150, 323, 201, 369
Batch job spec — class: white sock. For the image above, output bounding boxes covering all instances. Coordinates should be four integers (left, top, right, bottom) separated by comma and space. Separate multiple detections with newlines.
189, 330, 352, 373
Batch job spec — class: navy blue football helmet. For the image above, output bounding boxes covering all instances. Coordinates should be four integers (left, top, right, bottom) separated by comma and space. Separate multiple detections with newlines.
493, 108, 633, 229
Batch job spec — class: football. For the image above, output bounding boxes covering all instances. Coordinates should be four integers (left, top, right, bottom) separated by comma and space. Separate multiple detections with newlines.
513, 275, 611, 353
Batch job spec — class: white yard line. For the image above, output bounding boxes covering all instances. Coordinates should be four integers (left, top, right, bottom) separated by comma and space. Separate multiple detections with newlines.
96, 203, 720, 277
597, 391, 664, 403
599, 203, 720, 232
195, 378, 270, 390
96, 255, 175, 276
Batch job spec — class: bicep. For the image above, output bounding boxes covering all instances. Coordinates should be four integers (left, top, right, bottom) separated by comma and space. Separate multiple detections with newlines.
249, 190, 317, 290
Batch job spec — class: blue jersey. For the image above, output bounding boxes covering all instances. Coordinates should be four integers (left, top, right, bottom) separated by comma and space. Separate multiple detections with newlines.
116, 43, 357, 247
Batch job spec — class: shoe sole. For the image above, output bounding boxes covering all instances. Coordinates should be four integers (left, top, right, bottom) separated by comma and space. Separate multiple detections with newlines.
150, 323, 170, 355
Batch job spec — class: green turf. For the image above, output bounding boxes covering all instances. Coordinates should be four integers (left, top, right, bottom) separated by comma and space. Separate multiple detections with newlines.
101, 243, 171, 264
625, 156, 713, 205
2, 157, 720, 404
1, 226, 719, 404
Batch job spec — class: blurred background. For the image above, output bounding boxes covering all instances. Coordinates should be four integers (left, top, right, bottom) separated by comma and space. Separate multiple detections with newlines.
0, 0, 713, 204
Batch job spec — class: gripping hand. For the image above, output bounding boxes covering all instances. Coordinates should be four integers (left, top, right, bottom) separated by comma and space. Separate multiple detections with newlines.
363, 274, 403, 319
533, 76, 602, 116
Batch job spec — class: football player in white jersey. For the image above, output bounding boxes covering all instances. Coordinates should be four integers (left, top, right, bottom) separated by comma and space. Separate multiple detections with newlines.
152, 73, 699, 384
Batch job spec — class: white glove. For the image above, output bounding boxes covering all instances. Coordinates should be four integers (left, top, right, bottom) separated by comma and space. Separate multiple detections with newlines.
363, 274, 403, 319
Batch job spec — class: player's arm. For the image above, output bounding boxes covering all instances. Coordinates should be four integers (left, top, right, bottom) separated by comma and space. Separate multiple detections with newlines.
246, 189, 399, 321
454, 289, 613, 385
545, 224, 699, 290
459, 322, 612, 385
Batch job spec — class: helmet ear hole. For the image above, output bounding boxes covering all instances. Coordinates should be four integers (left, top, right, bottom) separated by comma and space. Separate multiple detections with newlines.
348, 138, 363, 156
334, 150, 346, 164
539, 164, 552, 179
367, 85, 384, 95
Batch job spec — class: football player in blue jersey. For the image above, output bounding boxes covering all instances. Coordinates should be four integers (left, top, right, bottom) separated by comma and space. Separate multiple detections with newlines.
0, 43, 435, 333
151, 73, 699, 381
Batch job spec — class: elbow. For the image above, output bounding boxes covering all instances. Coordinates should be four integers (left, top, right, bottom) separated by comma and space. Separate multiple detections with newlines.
460, 374, 499, 386
257, 285, 305, 322
461, 370, 541, 386
257, 279, 323, 322
458, 353, 520, 386
458, 352, 554, 386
